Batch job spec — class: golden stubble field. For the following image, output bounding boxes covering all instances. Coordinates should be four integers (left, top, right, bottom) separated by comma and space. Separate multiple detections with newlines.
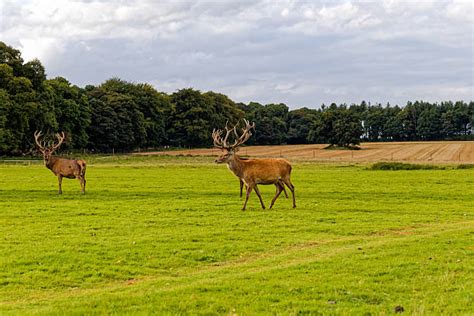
137, 141, 474, 164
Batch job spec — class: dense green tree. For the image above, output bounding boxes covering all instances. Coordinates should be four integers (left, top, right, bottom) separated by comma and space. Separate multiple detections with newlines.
0, 64, 14, 90
22, 59, 46, 90
87, 88, 118, 152
418, 104, 442, 140
243, 102, 289, 145
0, 41, 24, 76
1, 40, 473, 154
47, 77, 91, 148
332, 110, 363, 147
383, 106, 404, 140
5, 76, 38, 153
453, 101, 471, 135
132, 83, 171, 148
0, 42, 55, 154
95, 78, 171, 149
441, 110, 456, 138
168, 88, 214, 147
205, 91, 244, 130
364, 104, 385, 141
0, 90, 13, 152
400, 101, 420, 140
287, 107, 319, 144
308, 104, 362, 147
167, 89, 243, 147
87, 81, 146, 152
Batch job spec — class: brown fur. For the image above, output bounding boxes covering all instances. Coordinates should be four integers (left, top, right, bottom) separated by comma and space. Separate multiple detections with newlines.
43, 153, 87, 194
212, 120, 295, 210
34, 131, 86, 194
216, 150, 295, 210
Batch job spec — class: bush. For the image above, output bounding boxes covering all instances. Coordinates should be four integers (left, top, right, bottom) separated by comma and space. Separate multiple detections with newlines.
368, 162, 445, 170
456, 164, 474, 169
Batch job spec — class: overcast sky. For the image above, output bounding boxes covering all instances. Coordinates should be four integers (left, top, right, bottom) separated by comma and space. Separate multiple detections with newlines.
1, 0, 472, 109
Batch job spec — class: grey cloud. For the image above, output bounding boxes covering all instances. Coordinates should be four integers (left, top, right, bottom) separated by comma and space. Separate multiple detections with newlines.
1, 0, 472, 108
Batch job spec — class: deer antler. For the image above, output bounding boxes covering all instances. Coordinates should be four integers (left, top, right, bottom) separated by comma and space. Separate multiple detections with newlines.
230, 119, 255, 148
33, 131, 66, 154
213, 121, 233, 149
51, 132, 65, 152
34, 130, 45, 153
212, 129, 224, 148
212, 120, 255, 150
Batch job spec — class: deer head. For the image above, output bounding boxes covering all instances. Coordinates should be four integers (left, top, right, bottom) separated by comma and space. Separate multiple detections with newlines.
212, 119, 255, 163
34, 131, 66, 163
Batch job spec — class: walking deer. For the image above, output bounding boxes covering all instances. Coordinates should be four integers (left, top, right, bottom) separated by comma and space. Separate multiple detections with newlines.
34, 131, 86, 194
212, 120, 295, 210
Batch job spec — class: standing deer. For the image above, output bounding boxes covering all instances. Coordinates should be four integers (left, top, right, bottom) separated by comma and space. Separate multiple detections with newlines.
213, 120, 295, 210
34, 131, 86, 194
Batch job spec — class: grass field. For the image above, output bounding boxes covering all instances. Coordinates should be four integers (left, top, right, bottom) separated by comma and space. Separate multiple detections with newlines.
1, 156, 473, 314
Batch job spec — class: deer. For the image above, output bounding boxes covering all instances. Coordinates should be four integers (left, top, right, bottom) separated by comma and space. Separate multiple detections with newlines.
34, 131, 87, 194
212, 120, 295, 210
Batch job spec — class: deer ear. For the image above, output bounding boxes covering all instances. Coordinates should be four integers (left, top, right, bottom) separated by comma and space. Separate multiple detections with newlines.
234, 147, 240, 153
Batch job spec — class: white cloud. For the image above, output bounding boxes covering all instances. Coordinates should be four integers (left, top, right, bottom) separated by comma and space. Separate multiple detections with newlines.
446, 0, 474, 22
284, 1, 381, 36
18, 37, 64, 63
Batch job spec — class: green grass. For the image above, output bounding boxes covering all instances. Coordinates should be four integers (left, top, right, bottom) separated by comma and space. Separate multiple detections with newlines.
0, 156, 473, 315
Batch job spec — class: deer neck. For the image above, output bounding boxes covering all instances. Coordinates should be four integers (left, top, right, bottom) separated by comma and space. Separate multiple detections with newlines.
45, 155, 59, 170
227, 154, 245, 178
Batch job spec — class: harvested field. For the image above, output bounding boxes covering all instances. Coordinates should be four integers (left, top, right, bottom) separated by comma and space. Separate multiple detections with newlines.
135, 141, 474, 164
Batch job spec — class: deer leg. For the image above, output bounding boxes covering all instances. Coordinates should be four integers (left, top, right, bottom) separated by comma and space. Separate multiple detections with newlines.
79, 176, 86, 194
242, 185, 253, 211
57, 175, 63, 194
279, 181, 289, 198
253, 185, 266, 209
269, 183, 284, 209
282, 178, 296, 208
239, 178, 244, 198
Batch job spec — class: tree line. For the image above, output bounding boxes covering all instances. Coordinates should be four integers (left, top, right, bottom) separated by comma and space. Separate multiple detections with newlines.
1, 41, 473, 155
